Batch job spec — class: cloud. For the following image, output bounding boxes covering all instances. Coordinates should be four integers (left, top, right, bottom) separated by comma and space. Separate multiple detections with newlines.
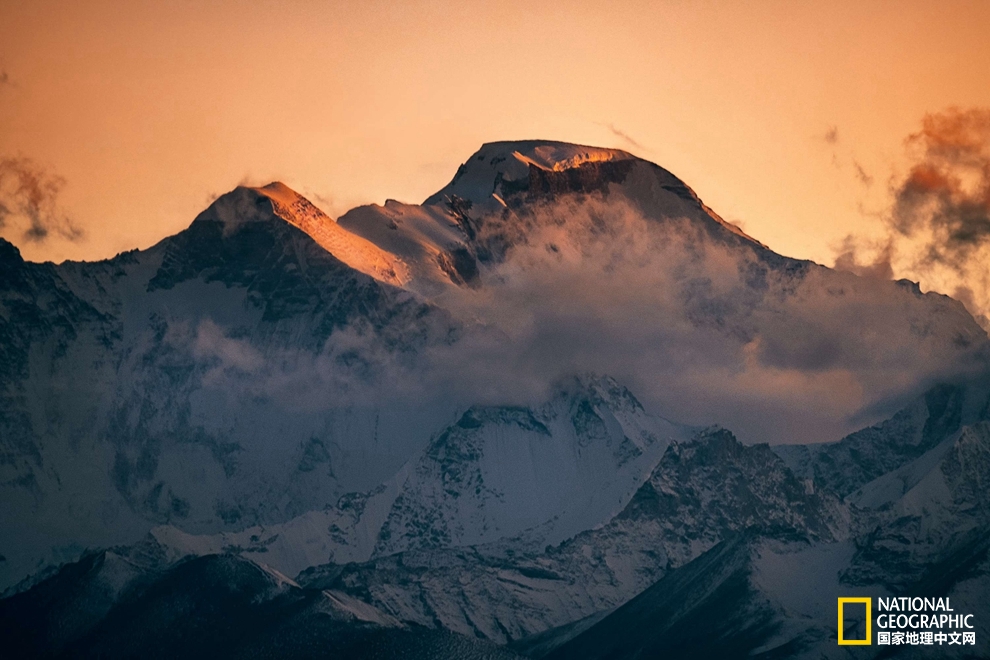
0, 157, 83, 244
601, 123, 645, 151
308, 191, 335, 213
181, 193, 989, 446
832, 235, 894, 280
892, 107, 990, 264
834, 107, 990, 329
821, 125, 872, 187
300, 188, 351, 219
426, 199, 986, 444
192, 320, 266, 378
170, 313, 438, 414
853, 160, 874, 187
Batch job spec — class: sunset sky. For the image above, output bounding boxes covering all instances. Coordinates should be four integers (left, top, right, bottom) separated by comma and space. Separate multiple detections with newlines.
1, 0, 988, 271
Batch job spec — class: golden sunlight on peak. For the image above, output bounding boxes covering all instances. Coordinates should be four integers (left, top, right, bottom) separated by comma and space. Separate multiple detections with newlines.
0, 0, 987, 272
253, 182, 411, 287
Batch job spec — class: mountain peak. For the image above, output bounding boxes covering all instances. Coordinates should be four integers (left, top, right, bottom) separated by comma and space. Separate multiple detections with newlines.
199, 182, 411, 286
476, 140, 632, 172
249, 180, 298, 205
424, 140, 636, 208
421, 140, 763, 250
0, 237, 23, 265
254, 181, 411, 286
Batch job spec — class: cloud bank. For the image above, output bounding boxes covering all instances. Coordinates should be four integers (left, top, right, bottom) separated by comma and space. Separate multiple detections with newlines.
181, 195, 989, 446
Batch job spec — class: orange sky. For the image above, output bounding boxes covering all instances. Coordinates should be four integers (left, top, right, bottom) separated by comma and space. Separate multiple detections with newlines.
1, 0, 989, 267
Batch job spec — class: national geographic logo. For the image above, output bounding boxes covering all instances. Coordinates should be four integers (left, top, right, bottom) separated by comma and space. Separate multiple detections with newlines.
838, 597, 978, 647
838, 597, 871, 645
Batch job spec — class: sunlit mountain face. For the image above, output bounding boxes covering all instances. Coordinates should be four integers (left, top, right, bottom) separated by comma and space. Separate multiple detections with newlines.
2, 142, 989, 659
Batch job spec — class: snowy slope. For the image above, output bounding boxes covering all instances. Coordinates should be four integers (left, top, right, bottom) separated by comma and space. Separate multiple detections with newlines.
0, 550, 525, 660
292, 427, 847, 645
138, 376, 685, 581
6, 382, 990, 658
253, 182, 411, 286
335, 140, 766, 298
424, 140, 759, 245
542, 535, 868, 660
370, 376, 682, 556
773, 383, 988, 498
536, 410, 990, 659
0, 186, 456, 591
843, 420, 990, 589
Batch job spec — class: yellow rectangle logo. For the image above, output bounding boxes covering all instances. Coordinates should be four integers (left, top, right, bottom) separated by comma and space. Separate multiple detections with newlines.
838, 597, 872, 645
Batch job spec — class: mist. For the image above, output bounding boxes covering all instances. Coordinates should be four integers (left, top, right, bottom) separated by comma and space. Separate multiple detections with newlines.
184, 194, 990, 446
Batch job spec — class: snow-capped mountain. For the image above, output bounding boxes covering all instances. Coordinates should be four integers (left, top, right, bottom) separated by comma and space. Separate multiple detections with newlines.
10, 387, 988, 658
135, 376, 684, 580
3, 140, 990, 658
0, 183, 460, 592
528, 394, 990, 659
335, 141, 760, 297
292, 426, 846, 645
773, 382, 986, 498
369, 376, 681, 557
0, 549, 526, 659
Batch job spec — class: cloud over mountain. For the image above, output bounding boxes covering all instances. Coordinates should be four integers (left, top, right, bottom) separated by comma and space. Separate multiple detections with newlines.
835, 107, 990, 329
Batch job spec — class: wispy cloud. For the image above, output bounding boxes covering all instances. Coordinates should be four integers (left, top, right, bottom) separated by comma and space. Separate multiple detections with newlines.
853, 160, 874, 187
601, 123, 645, 151
0, 157, 84, 244
833, 107, 990, 328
